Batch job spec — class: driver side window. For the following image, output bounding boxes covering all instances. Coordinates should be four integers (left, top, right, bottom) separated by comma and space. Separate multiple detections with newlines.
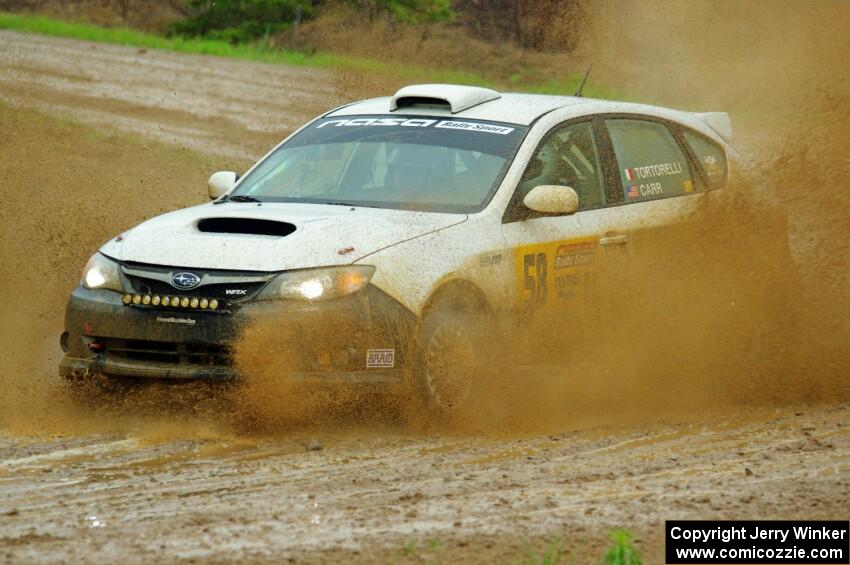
509, 121, 605, 222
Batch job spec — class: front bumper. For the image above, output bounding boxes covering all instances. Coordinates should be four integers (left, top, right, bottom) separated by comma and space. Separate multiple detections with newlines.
60, 285, 417, 383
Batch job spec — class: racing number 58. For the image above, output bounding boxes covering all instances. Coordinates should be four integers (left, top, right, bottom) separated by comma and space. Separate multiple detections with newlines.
523, 252, 548, 305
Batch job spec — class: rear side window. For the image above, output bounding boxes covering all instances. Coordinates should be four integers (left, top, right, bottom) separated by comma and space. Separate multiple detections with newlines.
683, 131, 727, 189
606, 119, 695, 202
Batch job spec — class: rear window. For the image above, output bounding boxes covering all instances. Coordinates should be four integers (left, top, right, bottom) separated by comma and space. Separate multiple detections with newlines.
683, 130, 727, 189
606, 119, 696, 202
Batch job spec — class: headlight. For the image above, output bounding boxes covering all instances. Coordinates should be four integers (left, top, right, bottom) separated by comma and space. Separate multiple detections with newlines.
258, 266, 375, 301
81, 253, 123, 292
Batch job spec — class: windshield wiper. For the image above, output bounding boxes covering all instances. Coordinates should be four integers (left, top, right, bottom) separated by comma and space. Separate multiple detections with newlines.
219, 194, 263, 204
323, 201, 382, 209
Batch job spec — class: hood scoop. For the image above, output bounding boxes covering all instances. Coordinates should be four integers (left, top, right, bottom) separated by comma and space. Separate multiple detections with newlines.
197, 217, 296, 237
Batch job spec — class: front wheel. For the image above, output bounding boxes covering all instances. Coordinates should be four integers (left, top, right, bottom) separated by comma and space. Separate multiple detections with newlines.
414, 309, 490, 420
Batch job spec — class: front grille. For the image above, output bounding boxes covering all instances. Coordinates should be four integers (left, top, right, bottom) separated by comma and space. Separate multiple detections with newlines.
100, 337, 231, 366
127, 276, 265, 302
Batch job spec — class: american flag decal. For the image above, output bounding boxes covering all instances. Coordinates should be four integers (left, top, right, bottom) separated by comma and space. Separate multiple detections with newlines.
625, 168, 635, 181
627, 185, 640, 198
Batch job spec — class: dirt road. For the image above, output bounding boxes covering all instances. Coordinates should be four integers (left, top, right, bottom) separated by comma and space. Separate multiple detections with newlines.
2, 403, 848, 563
0, 30, 336, 160
0, 28, 848, 564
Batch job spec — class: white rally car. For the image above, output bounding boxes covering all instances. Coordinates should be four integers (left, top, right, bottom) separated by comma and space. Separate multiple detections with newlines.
62, 83, 758, 413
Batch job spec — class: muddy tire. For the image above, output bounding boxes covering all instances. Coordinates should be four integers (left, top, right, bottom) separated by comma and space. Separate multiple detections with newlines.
414, 308, 491, 421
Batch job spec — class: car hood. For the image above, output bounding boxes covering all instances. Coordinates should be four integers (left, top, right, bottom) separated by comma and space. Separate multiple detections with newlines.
100, 203, 467, 271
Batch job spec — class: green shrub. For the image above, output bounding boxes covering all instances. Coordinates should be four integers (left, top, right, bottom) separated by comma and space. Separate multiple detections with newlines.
170, 0, 309, 43
352, 0, 453, 23
602, 530, 643, 565
169, 0, 452, 42
381, 0, 453, 23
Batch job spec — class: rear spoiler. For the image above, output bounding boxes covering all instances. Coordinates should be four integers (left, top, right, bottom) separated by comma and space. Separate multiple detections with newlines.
695, 112, 733, 142
694, 111, 746, 164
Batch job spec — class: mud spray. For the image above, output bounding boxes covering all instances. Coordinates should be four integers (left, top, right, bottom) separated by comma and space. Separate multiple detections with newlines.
1, 1, 848, 440
0, 106, 244, 436
233, 0, 850, 435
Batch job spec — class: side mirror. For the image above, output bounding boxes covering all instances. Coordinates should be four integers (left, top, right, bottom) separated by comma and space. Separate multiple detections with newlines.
208, 171, 238, 200
523, 184, 579, 215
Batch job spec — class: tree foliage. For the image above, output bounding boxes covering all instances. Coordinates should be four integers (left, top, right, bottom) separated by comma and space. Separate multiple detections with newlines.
170, 0, 454, 42
170, 0, 310, 42
454, 0, 583, 52
354, 0, 453, 23
169, 0, 580, 51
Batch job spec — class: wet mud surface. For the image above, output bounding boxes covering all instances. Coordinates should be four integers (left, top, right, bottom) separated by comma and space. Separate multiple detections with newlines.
2, 404, 848, 563
1, 18, 849, 563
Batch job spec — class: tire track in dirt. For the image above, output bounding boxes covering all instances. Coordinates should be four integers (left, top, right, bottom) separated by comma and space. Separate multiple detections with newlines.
0, 30, 337, 159
0, 404, 847, 563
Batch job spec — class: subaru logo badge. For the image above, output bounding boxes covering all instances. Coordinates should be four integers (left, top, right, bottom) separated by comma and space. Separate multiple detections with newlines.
171, 272, 201, 290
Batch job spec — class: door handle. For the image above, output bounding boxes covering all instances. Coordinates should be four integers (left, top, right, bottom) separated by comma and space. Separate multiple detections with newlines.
599, 234, 629, 246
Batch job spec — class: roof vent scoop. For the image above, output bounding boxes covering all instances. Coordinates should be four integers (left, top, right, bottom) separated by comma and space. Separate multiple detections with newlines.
197, 217, 296, 237
390, 84, 501, 114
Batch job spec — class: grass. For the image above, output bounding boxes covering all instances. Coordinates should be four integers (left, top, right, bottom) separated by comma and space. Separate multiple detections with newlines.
0, 11, 621, 99
515, 530, 643, 565
397, 537, 444, 563
602, 530, 643, 565
392, 530, 643, 564
515, 538, 568, 565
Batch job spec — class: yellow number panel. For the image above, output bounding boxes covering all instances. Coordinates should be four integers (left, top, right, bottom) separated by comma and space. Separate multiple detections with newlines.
513, 236, 598, 310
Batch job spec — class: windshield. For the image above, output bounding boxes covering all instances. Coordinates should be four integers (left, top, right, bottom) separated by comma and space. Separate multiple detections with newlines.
230, 115, 528, 213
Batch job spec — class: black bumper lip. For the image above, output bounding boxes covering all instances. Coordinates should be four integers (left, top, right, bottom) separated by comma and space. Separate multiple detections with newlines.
61, 284, 417, 383
59, 355, 406, 384
59, 354, 238, 381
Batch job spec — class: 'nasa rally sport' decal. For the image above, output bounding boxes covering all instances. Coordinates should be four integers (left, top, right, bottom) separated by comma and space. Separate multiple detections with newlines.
317, 118, 514, 135
434, 121, 515, 135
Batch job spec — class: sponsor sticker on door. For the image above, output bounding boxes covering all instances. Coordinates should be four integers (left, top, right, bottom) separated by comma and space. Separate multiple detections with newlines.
366, 349, 395, 368
513, 236, 598, 308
